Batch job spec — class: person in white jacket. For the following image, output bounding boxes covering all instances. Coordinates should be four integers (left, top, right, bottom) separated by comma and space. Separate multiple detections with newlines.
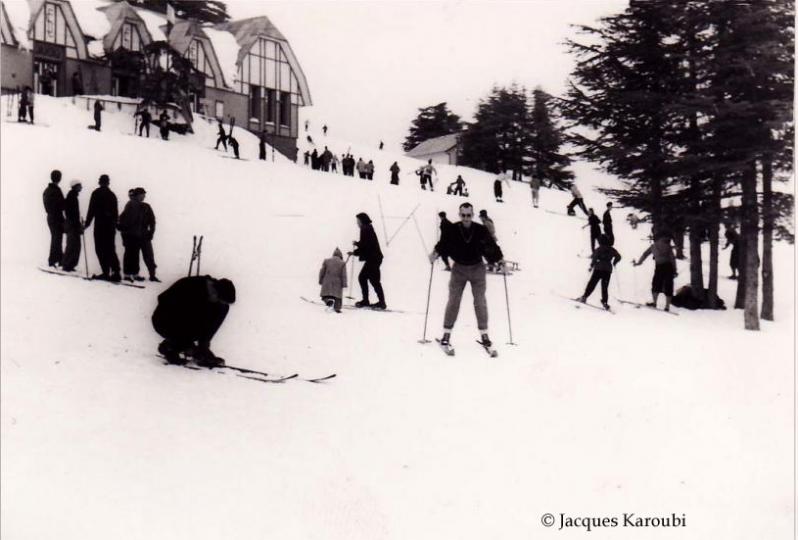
566, 182, 589, 216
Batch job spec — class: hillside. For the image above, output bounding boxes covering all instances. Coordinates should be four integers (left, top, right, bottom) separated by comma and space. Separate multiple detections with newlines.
1, 95, 794, 540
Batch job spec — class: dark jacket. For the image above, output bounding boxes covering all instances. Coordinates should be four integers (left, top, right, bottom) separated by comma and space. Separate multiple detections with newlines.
93, 101, 103, 118
151, 276, 231, 342
435, 222, 503, 266
353, 224, 383, 262
588, 214, 601, 233
85, 186, 118, 228
43, 183, 65, 220
142, 202, 156, 240
439, 217, 453, 236
64, 189, 81, 226
590, 245, 621, 273
118, 200, 146, 238
603, 210, 613, 229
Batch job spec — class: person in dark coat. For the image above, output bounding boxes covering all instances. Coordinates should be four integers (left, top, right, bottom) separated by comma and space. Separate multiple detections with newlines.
429, 202, 503, 348
602, 202, 614, 245
61, 180, 83, 272
228, 135, 240, 159
152, 275, 236, 367
438, 211, 453, 271
136, 188, 159, 282
321, 147, 332, 171
72, 71, 84, 95
93, 100, 104, 131
379, 141, 384, 150
117, 189, 147, 281
583, 208, 602, 252
303, 150, 310, 166
319, 247, 348, 313
452, 175, 466, 196
323, 124, 328, 135
136, 108, 151, 137
84, 174, 121, 281
259, 131, 267, 160
19, 87, 30, 122
42, 169, 65, 267
723, 224, 740, 279
311, 149, 319, 170
389, 162, 400, 185
215, 120, 227, 150
348, 213, 386, 309
159, 110, 170, 140
579, 234, 621, 309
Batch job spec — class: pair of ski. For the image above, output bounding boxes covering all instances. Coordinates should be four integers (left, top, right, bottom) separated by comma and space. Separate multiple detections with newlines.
39, 267, 145, 288
162, 358, 336, 384
616, 299, 679, 316
551, 292, 615, 314
431, 338, 498, 358
299, 296, 405, 314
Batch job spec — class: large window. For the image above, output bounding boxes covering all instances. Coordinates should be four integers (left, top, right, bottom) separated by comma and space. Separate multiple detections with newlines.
31, 2, 79, 59
186, 39, 216, 88
279, 91, 290, 126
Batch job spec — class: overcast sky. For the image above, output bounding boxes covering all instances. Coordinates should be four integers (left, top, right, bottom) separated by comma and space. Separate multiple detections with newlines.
225, 1, 628, 152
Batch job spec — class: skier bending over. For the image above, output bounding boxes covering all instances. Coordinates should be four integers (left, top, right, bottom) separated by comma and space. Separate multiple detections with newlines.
578, 234, 621, 310
428, 202, 503, 349
633, 231, 677, 311
319, 247, 348, 313
152, 275, 237, 367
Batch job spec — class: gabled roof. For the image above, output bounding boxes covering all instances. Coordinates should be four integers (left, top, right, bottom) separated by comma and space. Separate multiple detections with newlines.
27, 0, 88, 59
406, 133, 460, 158
168, 19, 208, 55
97, 0, 151, 52
0, 1, 17, 46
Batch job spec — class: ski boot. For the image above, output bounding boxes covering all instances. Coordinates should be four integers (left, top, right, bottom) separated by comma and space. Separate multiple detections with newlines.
601, 301, 610, 310
371, 302, 387, 311
192, 346, 225, 368
158, 340, 186, 365
355, 300, 371, 308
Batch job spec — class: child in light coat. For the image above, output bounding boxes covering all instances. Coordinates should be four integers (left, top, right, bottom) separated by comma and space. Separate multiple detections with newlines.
319, 247, 348, 312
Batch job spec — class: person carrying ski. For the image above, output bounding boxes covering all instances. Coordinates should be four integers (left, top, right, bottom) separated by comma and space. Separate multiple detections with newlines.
348, 212, 386, 309
438, 211, 453, 271
117, 189, 147, 282
43, 169, 65, 267
61, 180, 83, 272
530, 175, 541, 208
583, 208, 602, 252
229, 135, 240, 159
93, 100, 104, 131
215, 120, 228, 150
578, 234, 621, 310
452, 175, 466, 196
633, 231, 678, 311
567, 182, 589, 216
136, 188, 159, 282
603, 202, 614, 245
84, 174, 121, 282
429, 202, 503, 349
723, 224, 740, 279
319, 247, 348, 313
389, 162, 400, 185
152, 275, 236, 367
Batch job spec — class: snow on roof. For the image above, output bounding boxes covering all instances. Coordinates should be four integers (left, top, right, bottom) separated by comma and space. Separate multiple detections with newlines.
2, 0, 31, 49
87, 39, 105, 58
70, 0, 112, 40
204, 27, 240, 89
406, 133, 461, 158
135, 7, 167, 42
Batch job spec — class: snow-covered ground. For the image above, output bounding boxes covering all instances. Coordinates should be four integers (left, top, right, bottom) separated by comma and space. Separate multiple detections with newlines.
1, 96, 794, 540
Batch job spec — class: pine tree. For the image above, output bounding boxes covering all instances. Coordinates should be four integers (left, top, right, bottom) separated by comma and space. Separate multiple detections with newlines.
528, 87, 573, 189
403, 103, 462, 152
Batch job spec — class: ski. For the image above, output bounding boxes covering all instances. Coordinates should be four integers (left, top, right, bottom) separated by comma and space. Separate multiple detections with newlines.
306, 373, 337, 383
236, 373, 299, 384
434, 338, 455, 356
551, 291, 615, 314
39, 267, 145, 288
544, 209, 587, 221
616, 299, 679, 316
299, 296, 407, 313
476, 340, 499, 357
162, 356, 333, 383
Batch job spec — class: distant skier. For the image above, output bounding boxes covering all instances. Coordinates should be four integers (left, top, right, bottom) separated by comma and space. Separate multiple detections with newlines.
322, 147, 332, 171
215, 120, 227, 150
633, 231, 678, 311
428, 202, 504, 349
304, 119, 309, 132
419, 159, 437, 191
356, 158, 367, 179
117, 189, 146, 282
158, 110, 170, 140
389, 161, 400, 185
84, 174, 121, 282
136, 107, 151, 137
152, 275, 236, 367
319, 247, 348, 313
136, 188, 159, 282
530, 175, 541, 208
43, 169, 65, 267
229, 135, 240, 159
259, 131, 267, 160
311, 149, 319, 170
93, 100, 104, 131
348, 213, 386, 309
60, 180, 83, 272
20, 86, 34, 123
578, 234, 621, 310
493, 171, 510, 202
379, 141, 384, 150
366, 160, 375, 180
583, 208, 601, 252
303, 150, 310, 166
438, 211, 453, 271
723, 224, 740, 279
323, 124, 328, 135
603, 202, 614, 245
566, 182, 589, 216
451, 175, 466, 196
332, 154, 339, 173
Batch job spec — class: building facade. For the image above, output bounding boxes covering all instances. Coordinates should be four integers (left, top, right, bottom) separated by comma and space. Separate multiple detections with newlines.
406, 133, 461, 166
0, 0, 312, 160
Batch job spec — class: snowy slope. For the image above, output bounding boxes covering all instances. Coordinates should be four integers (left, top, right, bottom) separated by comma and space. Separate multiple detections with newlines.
1, 96, 794, 540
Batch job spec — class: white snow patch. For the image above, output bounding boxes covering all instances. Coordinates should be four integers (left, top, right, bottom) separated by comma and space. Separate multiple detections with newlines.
136, 8, 167, 42
3, 0, 31, 50
69, 0, 111, 41
204, 27, 240, 89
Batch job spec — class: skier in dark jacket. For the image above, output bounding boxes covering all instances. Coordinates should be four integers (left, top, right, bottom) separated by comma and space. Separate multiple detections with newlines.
578, 234, 621, 309
438, 211, 453, 270
117, 189, 147, 281
158, 110, 170, 140
229, 135, 240, 159
152, 275, 236, 367
61, 180, 83, 272
93, 100, 104, 131
136, 188, 159, 281
43, 169, 65, 267
348, 212, 386, 309
583, 208, 602, 252
602, 202, 614, 245
215, 120, 227, 150
258, 131, 267, 160
136, 108, 151, 137
452, 175, 467, 196
390, 162, 400, 185
84, 174, 121, 281
429, 202, 503, 348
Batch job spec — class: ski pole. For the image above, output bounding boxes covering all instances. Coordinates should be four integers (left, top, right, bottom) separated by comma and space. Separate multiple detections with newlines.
81, 218, 89, 278
346, 254, 356, 300
196, 236, 203, 276
502, 263, 516, 345
188, 235, 196, 276
418, 261, 434, 344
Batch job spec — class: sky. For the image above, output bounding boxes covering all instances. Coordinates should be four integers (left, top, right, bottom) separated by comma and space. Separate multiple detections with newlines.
225, 1, 629, 152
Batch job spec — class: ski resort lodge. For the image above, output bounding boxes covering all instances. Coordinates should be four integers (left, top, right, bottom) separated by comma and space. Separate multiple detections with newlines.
405, 133, 461, 166
0, 0, 312, 159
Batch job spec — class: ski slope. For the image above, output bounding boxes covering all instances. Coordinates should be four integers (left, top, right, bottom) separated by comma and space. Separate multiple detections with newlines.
1, 96, 794, 540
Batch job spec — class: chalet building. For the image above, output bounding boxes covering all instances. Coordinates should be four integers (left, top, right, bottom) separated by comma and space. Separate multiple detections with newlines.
406, 133, 461, 166
0, 0, 312, 160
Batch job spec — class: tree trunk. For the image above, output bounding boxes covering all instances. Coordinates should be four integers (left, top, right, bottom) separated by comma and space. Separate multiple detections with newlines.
688, 177, 704, 302
706, 174, 722, 309
761, 154, 774, 321
741, 161, 760, 330
734, 209, 746, 309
